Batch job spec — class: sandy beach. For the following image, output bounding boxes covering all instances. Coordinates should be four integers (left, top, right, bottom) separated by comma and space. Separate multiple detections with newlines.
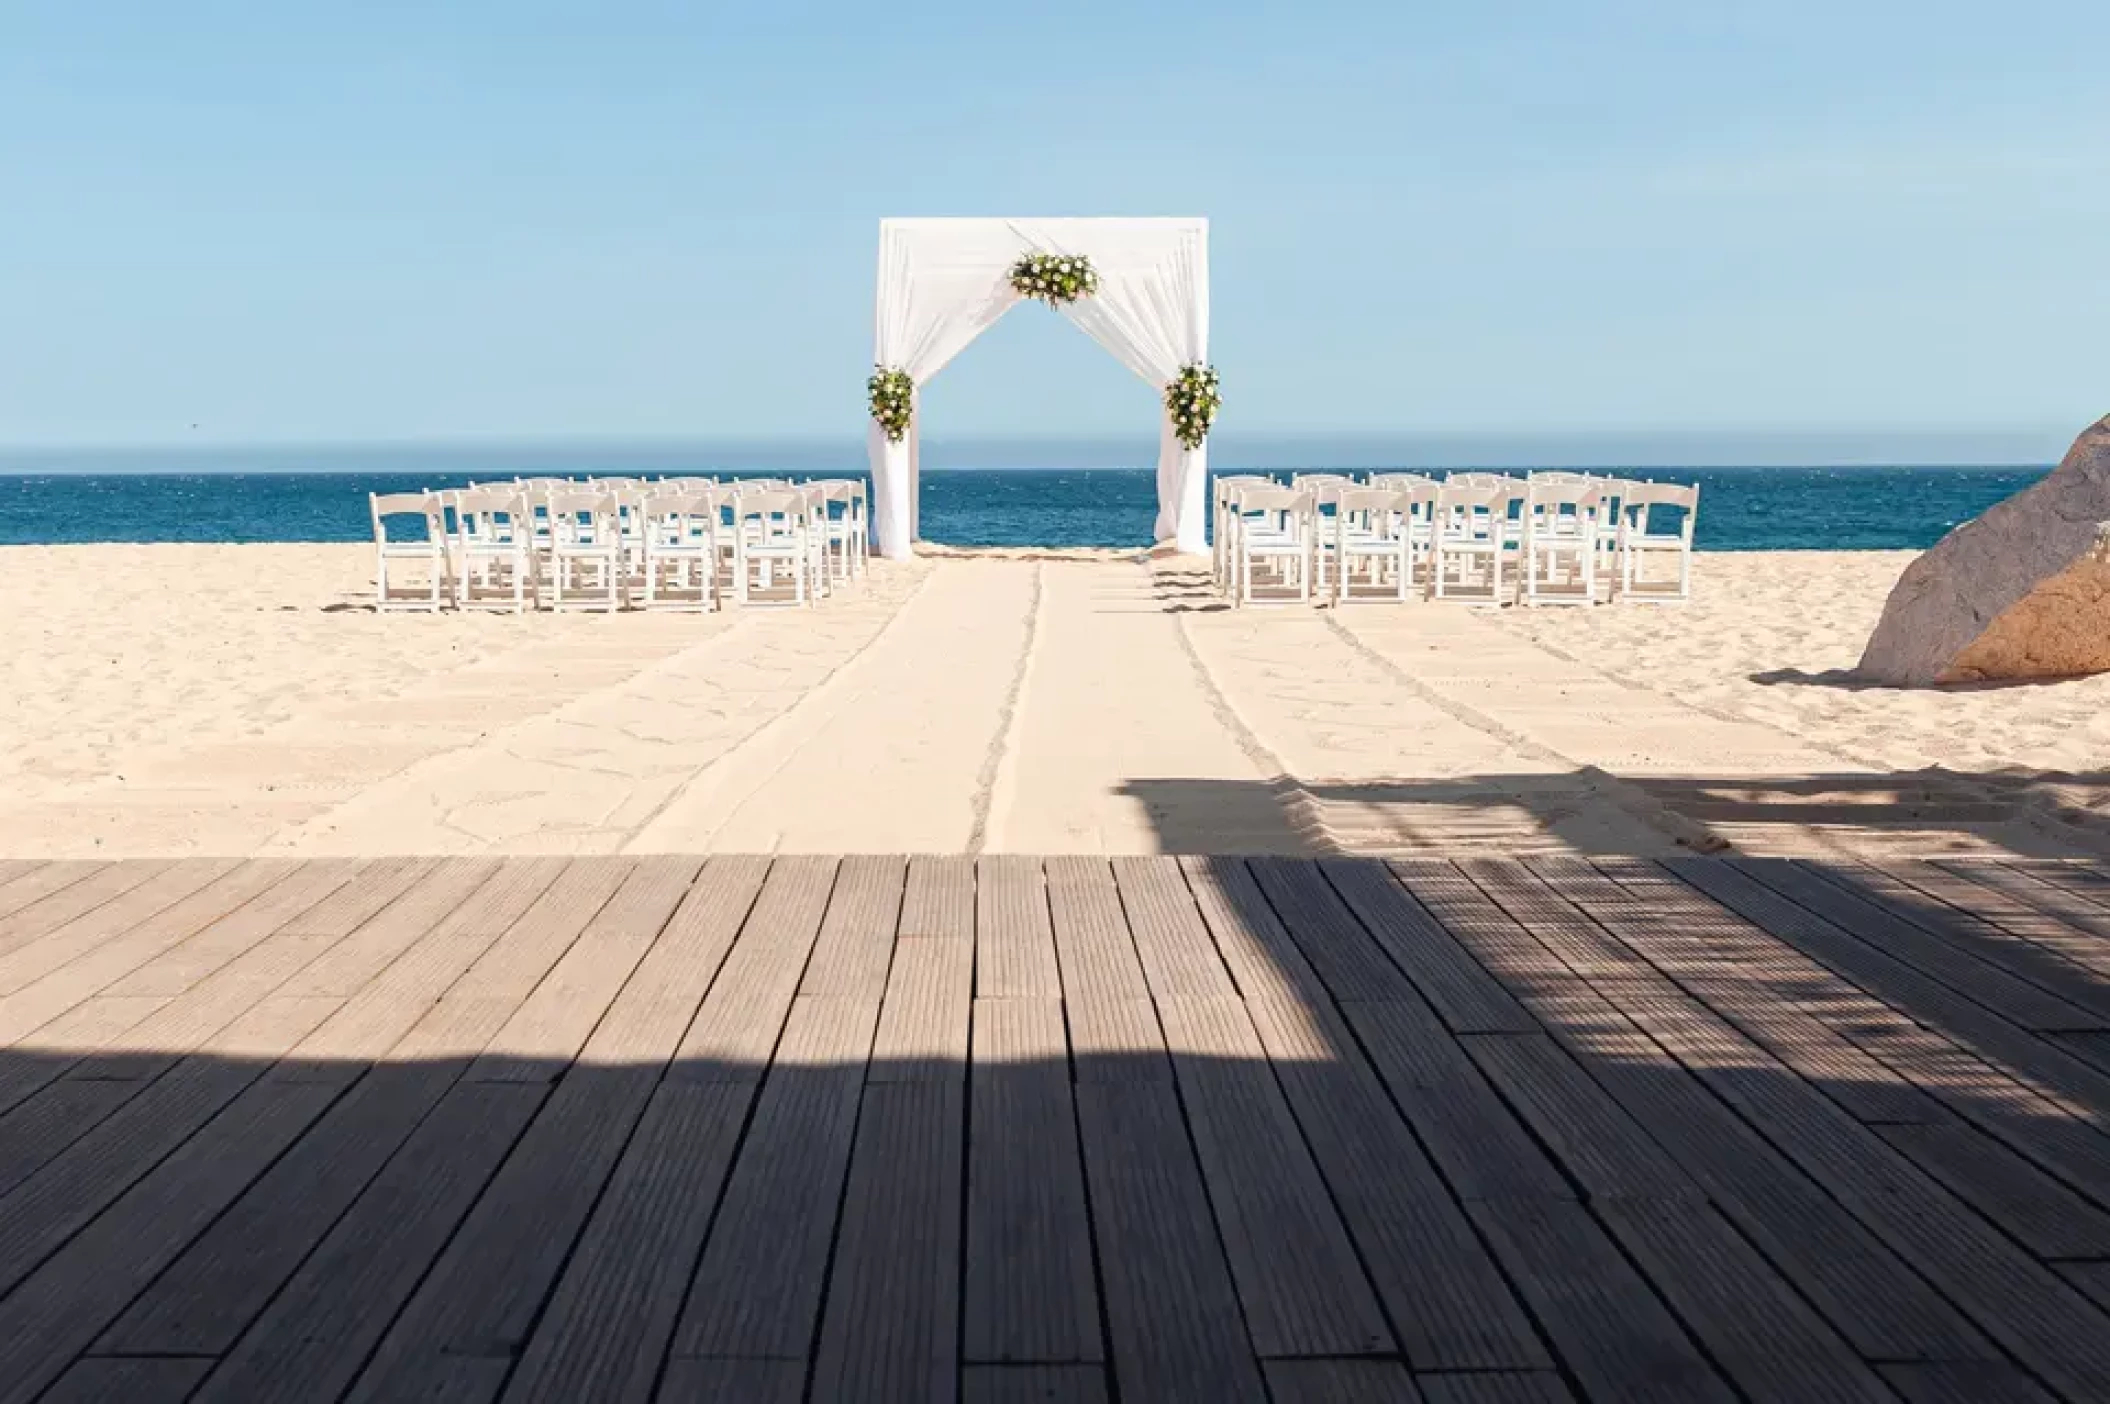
4, 544, 2107, 860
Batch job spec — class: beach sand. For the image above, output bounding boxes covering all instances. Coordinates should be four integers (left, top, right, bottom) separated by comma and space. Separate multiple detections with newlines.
3, 544, 2106, 858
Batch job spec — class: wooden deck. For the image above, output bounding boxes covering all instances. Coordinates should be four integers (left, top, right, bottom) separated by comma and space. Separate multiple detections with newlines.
4, 855, 2110, 1400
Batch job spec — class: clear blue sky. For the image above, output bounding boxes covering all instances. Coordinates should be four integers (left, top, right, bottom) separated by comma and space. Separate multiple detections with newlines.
2, 0, 2106, 451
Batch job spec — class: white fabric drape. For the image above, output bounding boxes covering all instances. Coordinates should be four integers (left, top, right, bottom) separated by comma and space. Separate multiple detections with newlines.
868, 218, 1211, 558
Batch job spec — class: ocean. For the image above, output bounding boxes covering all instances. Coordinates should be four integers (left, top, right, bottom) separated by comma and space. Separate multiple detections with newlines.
0, 464, 2050, 551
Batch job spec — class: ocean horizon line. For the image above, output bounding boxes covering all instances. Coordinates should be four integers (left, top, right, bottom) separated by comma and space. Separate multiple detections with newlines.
0, 426, 2071, 475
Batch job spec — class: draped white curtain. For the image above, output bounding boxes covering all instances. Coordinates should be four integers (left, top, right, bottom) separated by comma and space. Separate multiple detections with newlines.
869, 218, 1211, 559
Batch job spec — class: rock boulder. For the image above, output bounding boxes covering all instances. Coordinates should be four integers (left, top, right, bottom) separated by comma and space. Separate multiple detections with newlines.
1858, 416, 2110, 685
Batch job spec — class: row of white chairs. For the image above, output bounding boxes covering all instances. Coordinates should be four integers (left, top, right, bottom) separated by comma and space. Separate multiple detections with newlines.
370, 476, 869, 613
1213, 471, 1699, 608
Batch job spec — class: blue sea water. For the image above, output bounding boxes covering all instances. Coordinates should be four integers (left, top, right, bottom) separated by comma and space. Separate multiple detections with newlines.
0, 465, 2051, 551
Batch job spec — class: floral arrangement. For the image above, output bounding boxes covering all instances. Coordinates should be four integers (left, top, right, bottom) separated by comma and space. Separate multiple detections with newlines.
1165, 363, 1222, 450
1009, 251, 1100, 306
868, 366, 915, 442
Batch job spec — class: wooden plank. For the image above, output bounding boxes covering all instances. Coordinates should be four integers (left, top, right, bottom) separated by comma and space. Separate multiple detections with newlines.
1416, 1374, 1575, 1404
490, 861, 775, 1401
977, 855, 1059, 997
0, 860, 166, 956
965, 998, 1100, 1365
1325, 857, 1537, 1030
1154, 996, 1393, 1357
98, 1062, 465, 1356
901, 854, 974, 940
1265, 1359, 1423, 1402
1076, 1076, 1268, 1402
1467, 1196, 1734, 1403
0, 861, 99, 924
186, 1082, 545, 1404
348, 866, 714, 1398
102, 860, 617, 1357
0, 1076, 342, 1404
1109, 855, 1238, 999
798, 853, 906, 997
961, 1365, 1108, 1403
567, 854, 770, 1069
281, 856, 582, 1073
1243, 998, 1548, 1371
69, 857, 432, 1084
1493, 858, 1949, 1128
2064, 1260, 2110, 1313
1179, 856, 1335, 1008
346, 1067, 661, 1399
0, 859, 267, 1040
1418, 857, 1998, 1366
1868, 860, 2110, 1000
1248, 857, 1419, 1001
1941, 857, 2110, 948
0, 993, 339, 1299
502, 1083, 752, 1404
466, 857, 698, 1081
1340, 998, 1575, 1203
1747, 858, 2102, 1032
1065, 997, 1169, 1083
1880, 1362, 2060, 1403
657, 1359, 804, 1402
38, 1358, 214, 1404
277, 854, 505, 998
1667, 859, 2110, 1398
1594, 1196, 1892, 1402
0, 1079, 137, 1197
1045, 857, 1149, 1001
1880, 1120, 2110, 1258
673, 994, 880, 1359
870, 935, 972, 1083
672, 856, 839, 1079
809, 1080, 966, 1403
100, 857, 362, 998
1461, 1032, 1705, 1203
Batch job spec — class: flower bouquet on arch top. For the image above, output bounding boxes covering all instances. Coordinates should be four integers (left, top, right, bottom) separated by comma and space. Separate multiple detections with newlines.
1165, 363, 1222, 450
868, 366, 915, 443
1008, 251, 1101, 306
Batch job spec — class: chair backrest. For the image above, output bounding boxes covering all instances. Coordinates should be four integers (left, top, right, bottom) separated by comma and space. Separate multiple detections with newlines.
1370, 472, 1436, 491
1529, 470, 1594, 487
645, 491, 719, 533
544, 490, 618, 541
1621, 481, 1700, 539
732, 489, 807, 518
1334, 488, 1408, 515
1291, 473, 1351, 492
1526, 477, 1601, 508
1233, 485, 1314, 517
370, 491, 440, 543
1436, 478, 1517, 510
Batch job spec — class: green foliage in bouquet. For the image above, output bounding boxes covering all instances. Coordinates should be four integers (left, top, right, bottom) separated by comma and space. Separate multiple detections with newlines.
1008, 251, 1101, 306
868, 366, 915, 442
1165, 363, 1222, 450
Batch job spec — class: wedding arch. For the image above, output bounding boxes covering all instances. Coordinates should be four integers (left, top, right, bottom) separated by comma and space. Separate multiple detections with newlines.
866, 217, 1216, 559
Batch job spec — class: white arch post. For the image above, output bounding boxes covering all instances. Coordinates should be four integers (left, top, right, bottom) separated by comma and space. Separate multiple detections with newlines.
867, 217, 1211, 560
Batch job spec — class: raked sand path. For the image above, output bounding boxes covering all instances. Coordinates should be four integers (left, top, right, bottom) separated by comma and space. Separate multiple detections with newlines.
4, 545, 2109, 858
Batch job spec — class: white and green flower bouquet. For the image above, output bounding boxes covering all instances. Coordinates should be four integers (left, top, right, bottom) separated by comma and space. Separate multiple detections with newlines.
1165, 363, 1222, 450
1008, 251, 1101, 306
868, 366, 915, 443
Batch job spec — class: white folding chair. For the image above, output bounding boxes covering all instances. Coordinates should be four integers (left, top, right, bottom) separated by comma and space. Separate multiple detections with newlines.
729, 489, 814, 607
1617, 481, 1700, 602
448, 488, 537, 612
545, 490, 625, 611
1211, 475, 1274, 591
1521, 477, 1603, 606
1230, 485, 1318, 606
639, 490, 719, 611
1331, 488, 1415, 604
370, 491, 450, 612
1432, 478, 1521, 603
